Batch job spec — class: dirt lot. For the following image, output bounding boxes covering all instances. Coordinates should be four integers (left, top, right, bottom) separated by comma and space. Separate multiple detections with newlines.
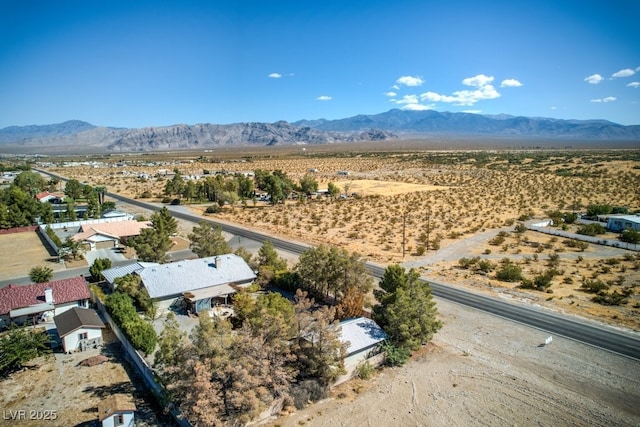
269, 298, 640, 427
0, 330, 173, 427
0, 231, 66, 281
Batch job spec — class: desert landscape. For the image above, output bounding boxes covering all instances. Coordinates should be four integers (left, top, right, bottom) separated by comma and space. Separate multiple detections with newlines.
46, 148, 640, 331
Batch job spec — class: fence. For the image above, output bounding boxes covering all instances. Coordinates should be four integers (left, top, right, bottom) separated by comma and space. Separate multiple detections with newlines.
45, 215, 134, 230
0, 225, 38, 235
92, 293, 191, 427
527, 225, 640, 252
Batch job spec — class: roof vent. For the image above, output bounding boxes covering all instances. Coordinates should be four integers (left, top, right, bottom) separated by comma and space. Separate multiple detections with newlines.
44, 287, 54, 304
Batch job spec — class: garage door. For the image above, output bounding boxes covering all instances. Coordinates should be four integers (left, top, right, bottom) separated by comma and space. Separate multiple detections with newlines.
96, 240, 115, 250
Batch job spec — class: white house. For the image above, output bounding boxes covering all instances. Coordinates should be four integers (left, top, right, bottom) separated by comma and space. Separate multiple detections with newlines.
0, 277, 91, 329
606, 215, 640, 232
98, 394, 136, 427
339, 317, 387, 368
53, 307, 104, 353
138, 254, 256, 313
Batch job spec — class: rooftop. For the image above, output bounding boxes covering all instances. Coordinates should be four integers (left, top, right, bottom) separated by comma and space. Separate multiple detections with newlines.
102, 261, 159, 285
72, 220, 151, 242
140, 254, 256, 299
97, 394, 136, 422
54, 306, 104, 337
0, 277, 90, 316
339, 317, 387, 356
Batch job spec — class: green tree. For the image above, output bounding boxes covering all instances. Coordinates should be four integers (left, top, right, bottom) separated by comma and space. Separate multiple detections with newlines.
29, 265, 53, 283
327, 182, 340, 199
299, 174, 319, 195
131, 227, 172, 262
61, 236, 84, 260
257, 240, 287, 271
373, 265, 442, 354
13, 171, 46, 197
151, 207, 178, 237
164, 170, 185, 198
64, 178, 83, 199
188, 221, 232, 258
89, 257, 112, 281
296, 245, 372, 305
586, 204, 613, 217
0, 326, 51, 375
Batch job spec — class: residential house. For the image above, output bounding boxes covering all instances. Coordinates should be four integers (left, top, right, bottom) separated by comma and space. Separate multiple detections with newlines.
53, 306, 104, 353
0, 277, 91, 329
35, 191, 59, 203
606, 214, 640, 232
138, 254, 256, 313
101, 261, 159, 291
72, 220, 151, 250
98, 394, 136, 427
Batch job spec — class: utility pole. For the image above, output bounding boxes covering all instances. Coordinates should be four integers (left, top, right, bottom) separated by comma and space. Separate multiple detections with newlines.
402, 212, 407, 258
425, 207, 431, 252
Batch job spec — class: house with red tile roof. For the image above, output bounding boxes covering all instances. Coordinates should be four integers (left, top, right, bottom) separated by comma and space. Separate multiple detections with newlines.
0, 276, 91, 329
71, 220, 151, 250
34, 191, 61, 203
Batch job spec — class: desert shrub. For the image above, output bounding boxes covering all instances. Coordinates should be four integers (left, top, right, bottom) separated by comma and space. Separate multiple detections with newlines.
382, 342, 410, 366
29, 266, 53, 283
477, 260, 494, 273
488, 235, 505, 246
514, 223, 527, 233
357, 361, 375, 380
496, 263, 523, 282
577, 223, 606, 236
580, 279, 609, 293
620, 229, 640, 244
592, 290, 631, 306
290, 380, 328, 410
161, 197, 172, 203
139, 190, 153, 198
205, 204, 222, 214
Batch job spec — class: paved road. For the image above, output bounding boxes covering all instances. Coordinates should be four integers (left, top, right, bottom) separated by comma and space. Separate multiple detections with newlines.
35, 169, 640, 360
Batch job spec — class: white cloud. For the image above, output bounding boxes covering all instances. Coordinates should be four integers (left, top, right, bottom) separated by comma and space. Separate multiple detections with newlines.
391, 94, 420, 105
316, 95, 332, 101
268, 73, 282, 78
391, 84, 400, 90
421, 83, 501, 106
612, 68, 635, 78
462, 110, 482, 114
500, 78, 523, 88
384, 91, 397, 97
396, 76, 424, 87
462, 74, 494, 88
590, 96, 616, 103
551, 106, 557, 110
402, 103, 432, 111
627, 82, 640, 88
584, 74, 604, 84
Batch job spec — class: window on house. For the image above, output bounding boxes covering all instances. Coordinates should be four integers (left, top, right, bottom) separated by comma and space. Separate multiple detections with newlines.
78, 332, 88, 341
114, 414, 125, 426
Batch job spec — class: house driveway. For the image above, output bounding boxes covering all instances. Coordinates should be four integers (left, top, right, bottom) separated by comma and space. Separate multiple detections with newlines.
84, 248, 128, 265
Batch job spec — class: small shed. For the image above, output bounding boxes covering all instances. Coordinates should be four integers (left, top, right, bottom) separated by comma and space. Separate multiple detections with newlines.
54, 307, 104, 353
98, 394, 136, 427
339, 317, 387, 368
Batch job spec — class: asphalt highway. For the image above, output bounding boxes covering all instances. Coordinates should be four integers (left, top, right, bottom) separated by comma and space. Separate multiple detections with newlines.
36, 169, 640, 360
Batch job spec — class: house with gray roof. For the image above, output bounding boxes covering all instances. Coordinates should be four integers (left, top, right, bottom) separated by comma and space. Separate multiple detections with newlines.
138, 254, 256, 313
102, 261, 159, 291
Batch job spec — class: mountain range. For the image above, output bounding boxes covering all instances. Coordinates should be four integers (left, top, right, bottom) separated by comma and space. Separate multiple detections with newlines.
1, 109, 638, 154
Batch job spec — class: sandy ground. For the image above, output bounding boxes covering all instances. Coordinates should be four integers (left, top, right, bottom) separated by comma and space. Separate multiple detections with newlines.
0, 330, 172, 427
269, 298, 640, 427
0, 231, 66, 281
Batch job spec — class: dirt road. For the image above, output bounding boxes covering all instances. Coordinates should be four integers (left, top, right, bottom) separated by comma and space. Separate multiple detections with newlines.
270, 298, 640, 427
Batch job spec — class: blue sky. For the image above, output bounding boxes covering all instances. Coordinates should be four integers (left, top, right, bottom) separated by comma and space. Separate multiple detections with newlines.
1, 0, 639, 128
